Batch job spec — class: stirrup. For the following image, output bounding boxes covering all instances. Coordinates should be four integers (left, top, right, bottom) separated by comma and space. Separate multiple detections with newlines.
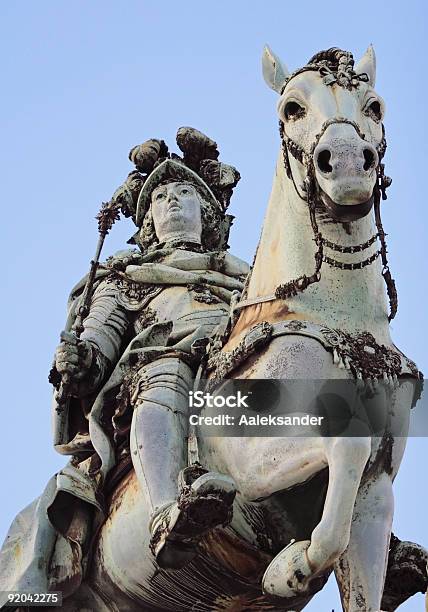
149, 469, 236, 570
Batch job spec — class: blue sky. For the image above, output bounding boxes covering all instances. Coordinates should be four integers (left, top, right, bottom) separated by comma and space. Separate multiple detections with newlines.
1, 1, 427, 609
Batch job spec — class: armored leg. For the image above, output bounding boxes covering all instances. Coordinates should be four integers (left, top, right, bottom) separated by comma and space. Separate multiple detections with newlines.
130, 357, 193, 514
129, 356, 236, 570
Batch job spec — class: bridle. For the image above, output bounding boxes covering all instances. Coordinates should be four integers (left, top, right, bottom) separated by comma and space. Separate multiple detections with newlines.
235, 98, 397, 322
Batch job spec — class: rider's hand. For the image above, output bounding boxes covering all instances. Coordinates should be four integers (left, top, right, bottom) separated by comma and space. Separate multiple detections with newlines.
55, 331, 93, 384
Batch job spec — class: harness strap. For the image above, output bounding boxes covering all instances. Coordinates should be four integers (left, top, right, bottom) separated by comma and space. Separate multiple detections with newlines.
233, 294, 276, 311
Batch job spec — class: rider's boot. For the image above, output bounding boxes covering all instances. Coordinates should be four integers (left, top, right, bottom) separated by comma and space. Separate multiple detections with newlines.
129, 356, 236, 570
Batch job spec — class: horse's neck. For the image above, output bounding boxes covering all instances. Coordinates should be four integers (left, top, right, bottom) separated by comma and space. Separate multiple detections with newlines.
247, 153, 392, 346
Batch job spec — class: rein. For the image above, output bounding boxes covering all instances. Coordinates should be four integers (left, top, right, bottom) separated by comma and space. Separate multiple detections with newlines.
234, 117, 397, 322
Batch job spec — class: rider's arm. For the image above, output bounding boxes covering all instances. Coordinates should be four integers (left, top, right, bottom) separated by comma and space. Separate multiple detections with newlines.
55, 277, 130, 397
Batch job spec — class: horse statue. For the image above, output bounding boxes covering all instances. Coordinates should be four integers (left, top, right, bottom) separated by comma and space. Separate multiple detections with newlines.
23, 46, 426, 612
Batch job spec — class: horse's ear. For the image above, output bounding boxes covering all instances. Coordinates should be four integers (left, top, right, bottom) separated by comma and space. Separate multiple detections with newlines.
355, 45, 376, 87
262, 45, 290, 93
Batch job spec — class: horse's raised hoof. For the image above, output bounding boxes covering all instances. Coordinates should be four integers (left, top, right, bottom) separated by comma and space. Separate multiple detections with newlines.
150, 471, 236, 570
262, 539, 313, 598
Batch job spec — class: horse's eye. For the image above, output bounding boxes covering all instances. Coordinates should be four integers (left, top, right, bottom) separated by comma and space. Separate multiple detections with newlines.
365, 100, 382, 122
283, 101, 306, 121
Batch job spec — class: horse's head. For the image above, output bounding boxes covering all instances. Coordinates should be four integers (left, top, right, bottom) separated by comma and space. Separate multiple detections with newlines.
263, 46, 385, 221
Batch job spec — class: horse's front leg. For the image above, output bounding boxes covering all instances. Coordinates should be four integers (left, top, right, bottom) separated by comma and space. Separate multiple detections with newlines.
334, 384, 411, 612
263, 437, 371, 598
334, 472, 394, 612
335, 420, 409, 612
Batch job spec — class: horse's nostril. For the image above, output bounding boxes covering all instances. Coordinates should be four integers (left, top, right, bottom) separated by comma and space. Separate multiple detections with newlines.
363, 148, 375, 171
317, 149, 332, 173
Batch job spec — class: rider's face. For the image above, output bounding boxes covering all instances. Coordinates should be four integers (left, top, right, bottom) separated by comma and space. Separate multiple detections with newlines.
151, 182, 203, 244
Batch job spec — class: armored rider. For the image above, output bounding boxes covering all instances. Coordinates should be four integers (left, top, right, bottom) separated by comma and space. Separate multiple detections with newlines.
51, 128, 249, 569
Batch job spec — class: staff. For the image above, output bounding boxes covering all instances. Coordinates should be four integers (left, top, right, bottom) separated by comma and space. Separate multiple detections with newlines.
54, 198, 122, 408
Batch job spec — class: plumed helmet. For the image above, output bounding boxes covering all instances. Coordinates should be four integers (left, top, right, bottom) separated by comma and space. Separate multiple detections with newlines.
128, 127, 240, 225
121, 127, 240, 251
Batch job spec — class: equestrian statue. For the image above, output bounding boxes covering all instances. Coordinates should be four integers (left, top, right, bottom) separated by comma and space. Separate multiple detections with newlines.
0, 48, 427, 612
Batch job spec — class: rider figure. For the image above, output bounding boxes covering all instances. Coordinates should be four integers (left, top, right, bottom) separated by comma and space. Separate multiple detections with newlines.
52, 130, 248, 569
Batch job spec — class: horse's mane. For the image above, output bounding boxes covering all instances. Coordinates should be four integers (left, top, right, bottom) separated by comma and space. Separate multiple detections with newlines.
293, 47, 365, 91
307, 47, 354, 73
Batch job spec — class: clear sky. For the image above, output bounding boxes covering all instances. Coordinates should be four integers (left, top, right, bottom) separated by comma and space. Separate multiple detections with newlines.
1, 1, 427, 609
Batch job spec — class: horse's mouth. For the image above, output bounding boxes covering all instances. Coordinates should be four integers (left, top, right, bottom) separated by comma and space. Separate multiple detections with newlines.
319, 190, 374, 222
